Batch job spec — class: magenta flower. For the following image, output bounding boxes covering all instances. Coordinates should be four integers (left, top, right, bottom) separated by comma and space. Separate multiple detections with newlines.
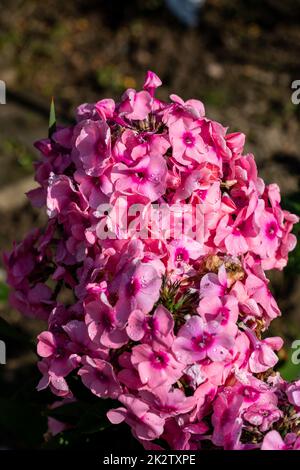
211, 377, 279, 449
164, 94, 205, 127
46, 174, 88, 220
4, 229, 39, 287
117, 352, 145, 390
200, 264, 228, 298
170, 94, 205, 119
248, 335, 283, 374
9, 282, 54, 321
211, 388, 244, 450
143, 70, 162, 97
244, 272, 281, 323
95, 98, 115, 120
174, 166, 221, 202
63, 319, 108, 357
257, 209, 282, 258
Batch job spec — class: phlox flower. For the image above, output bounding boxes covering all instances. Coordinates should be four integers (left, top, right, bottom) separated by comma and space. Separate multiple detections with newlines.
37, 331, 80, 377
95, 98, 115, 121
198, 294, 239, 336
115, 260, 162, 318
131, 343, 183, 389
118, 88, 152, 121
169, 118, 206, 167
46, 174, 88, 220
37, 359, 72, 398
261, 431, 300, 450
85, 294, 128, 349
73, 119, 111, 177
243, 402, 283, 432
167, 236, 204, 276
244, 272, 281, 323
63, 319, 108, 358
285, 380, 300, 408
139, 388, 196, 417
200, 264, 228, 298
143, 70, 162, 96
78, 356, 122, 398
256, 209, 282, 258
173, 315, 234, 364
126, 305, 174, 347
111, 155, 167, 202
244, 327, 283, 374
4, 70, 300, 451
107, 394, 165, 441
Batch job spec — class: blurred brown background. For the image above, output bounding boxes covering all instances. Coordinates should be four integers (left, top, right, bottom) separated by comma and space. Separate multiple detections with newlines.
0, 0, 300, 395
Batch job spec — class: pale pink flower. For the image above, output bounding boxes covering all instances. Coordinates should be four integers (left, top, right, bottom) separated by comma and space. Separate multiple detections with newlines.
169, 118, 206, 166
198, 294, 239, 336
116, 261, 162, 318
131, 343, 183, 389
173, 316, 234, 364
107, 394, 165, 441
78, 356, 122, 398
37, 331, 80, 377
243, 403, 282, 432
85, 294, 128, 349
118, 89, 152, 121
261, 431, 300, 450
167, 237, 204, 275
73, 119, 111, 176
286, 380, 300, 408
140, 388, 196, 417
111, 155, 167, 202
200, 264, 228, 298
126, 305, 174, 347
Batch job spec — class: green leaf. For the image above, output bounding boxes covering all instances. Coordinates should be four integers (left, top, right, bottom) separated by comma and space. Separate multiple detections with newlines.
0, 317, 32, 347
77, 401, 115, 434
48, 97, 56, 138
47, 401, 87, 425
47, 399, 117, 434
43, 428, 81, 449
281, 194, 300, 273
0, 397, 47, 447
282, 193, 300, 215
278, 348, 300, 381
44, 399, 119, 449
0, 281, 9, 302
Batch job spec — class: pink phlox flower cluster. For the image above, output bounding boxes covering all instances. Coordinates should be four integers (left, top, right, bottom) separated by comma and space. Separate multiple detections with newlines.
4, 71, 300, 450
